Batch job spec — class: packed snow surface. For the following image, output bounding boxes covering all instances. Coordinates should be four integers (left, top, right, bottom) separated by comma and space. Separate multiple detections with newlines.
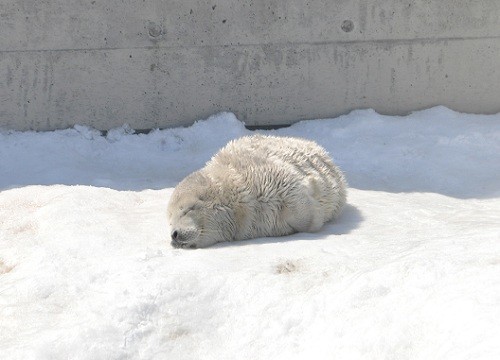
1, 107, 499, 359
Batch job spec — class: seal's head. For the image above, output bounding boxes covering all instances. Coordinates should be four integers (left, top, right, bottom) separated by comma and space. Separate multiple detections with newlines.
167, 171, 235, 249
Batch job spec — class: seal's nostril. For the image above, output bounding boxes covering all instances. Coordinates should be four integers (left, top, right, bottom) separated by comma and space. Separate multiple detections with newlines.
171, 230, 178, 241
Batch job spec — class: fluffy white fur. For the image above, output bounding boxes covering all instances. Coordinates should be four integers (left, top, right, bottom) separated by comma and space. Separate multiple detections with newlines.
167, 135, 347, 248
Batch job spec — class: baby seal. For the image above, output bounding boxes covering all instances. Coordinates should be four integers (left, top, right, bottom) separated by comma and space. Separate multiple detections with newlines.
167, 135, 347, 248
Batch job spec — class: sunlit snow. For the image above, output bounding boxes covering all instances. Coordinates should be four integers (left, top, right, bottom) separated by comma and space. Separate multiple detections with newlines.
1, 107, 499, 359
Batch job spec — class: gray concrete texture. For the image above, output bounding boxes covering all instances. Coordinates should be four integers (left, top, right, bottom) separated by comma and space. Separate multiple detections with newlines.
1, 0, 499, 130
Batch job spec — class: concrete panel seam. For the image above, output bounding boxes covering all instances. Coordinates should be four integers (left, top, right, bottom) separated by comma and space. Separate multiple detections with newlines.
2, 35, 500, 54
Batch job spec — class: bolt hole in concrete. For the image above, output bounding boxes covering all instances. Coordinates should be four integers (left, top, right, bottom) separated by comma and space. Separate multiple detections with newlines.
148, 22, 163, 38
341, 19, 354, 32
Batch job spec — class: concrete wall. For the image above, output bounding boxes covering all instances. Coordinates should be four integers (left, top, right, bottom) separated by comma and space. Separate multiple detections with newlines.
1, 0, 499, 131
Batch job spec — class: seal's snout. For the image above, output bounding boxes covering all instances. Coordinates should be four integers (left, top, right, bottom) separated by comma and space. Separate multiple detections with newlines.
170, 229, 183, 248
170, 229, 193, 248
170, 229, 198, 249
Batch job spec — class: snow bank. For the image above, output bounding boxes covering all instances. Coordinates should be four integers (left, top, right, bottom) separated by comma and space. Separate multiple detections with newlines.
1, 107, 499, 359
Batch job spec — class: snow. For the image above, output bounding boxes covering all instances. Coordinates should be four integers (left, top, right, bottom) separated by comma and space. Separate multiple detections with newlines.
1, 107, 499, 359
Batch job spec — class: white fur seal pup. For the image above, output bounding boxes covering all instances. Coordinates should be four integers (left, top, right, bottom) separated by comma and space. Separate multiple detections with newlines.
167, 135, 347, 248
